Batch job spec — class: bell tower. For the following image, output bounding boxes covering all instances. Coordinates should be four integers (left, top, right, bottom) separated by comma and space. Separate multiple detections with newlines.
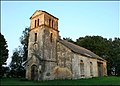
26, 10, 59, 80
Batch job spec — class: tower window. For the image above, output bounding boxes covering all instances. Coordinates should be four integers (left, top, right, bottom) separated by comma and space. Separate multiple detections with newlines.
49, 19, 51, 27
35, 20, 36, 28
38, 19, 39, 26
50, 33, 53, 42
35, 33, 37, 42
52, 20, 54, 28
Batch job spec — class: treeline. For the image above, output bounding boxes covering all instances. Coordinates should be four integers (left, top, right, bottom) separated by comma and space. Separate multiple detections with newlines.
0, 28, 120, 78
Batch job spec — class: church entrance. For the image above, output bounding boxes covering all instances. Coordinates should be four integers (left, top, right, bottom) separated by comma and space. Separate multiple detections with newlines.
97, 62, 103, 77
31, 65, 38, 80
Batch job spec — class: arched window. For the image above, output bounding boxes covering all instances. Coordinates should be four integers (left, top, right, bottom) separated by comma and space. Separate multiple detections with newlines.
35, 33, 37, 42
80, 60, 84, 77
52, 20, 54, 28
37, 19, 39, 26
90, 62, 93, 76
35, 20, 36, 28
50, 33, 53, 42
49, 19, 51, 27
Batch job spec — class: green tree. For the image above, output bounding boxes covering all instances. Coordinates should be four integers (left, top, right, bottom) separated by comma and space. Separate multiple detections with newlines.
0, 33, 9, 77
0, 33, 9, 66
63, 37, 75, 44
10, 27, 29, 77
10, 47, 25, 77
20, 27, 29, 62
76, 36, 109, 59
111, 38, 120, 75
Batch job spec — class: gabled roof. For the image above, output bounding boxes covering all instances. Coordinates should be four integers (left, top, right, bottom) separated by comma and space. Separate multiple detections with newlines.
58, 39, 105, 61
30, 10, 59, 20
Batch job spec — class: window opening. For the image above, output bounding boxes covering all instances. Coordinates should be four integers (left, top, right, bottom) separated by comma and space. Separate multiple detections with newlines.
90, 62, 93, 76
80, 60, 84, 77
49, 19, 51, 27
38, 19, 39, 26
50, 33, 53, 42
35, 33, 37, 42
52, 20, 54, 28
35, 20, 36, 28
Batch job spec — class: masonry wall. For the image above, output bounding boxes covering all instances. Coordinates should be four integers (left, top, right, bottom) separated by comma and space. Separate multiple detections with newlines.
57, 42, 73, 71
57, 42, 101, 79
72, 53, 98, 79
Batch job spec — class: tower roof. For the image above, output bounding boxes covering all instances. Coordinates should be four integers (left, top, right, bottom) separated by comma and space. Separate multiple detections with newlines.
30, 10, 59, 20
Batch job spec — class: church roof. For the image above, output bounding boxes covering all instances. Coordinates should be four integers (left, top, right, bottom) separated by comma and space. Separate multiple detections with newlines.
58, 39, 105, 61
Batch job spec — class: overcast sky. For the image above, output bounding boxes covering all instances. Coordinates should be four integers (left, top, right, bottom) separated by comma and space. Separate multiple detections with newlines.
1, 1, 120, 66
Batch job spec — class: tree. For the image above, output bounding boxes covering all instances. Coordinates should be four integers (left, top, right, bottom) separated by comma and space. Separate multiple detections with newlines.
20, 27, 29, 62
0, 33, 9, 77
10, 27, 29, 78
10, 47, 25, 78
63, 37, 75, 44
1, 66, 10, 77
76, 36, 110, 59
111, 38, 120, 75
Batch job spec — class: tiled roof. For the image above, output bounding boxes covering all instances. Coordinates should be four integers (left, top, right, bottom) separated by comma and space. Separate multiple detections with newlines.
58, 39, 105, 61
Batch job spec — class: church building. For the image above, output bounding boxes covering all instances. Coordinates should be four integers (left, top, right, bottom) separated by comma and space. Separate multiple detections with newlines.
26, 10, 107, 80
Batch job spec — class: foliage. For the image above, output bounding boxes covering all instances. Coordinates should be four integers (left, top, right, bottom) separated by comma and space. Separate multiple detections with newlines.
0, 33, 9, 77
10, 27, 29, 78
110, 38, 120, 76
10, 47, 25, 78
1, 66, 10, 78
0, 33, 9, 66
19, 27, 29, 62
63, 37, 75, 44
1, 76, 120, 85
76, 36, 109, 58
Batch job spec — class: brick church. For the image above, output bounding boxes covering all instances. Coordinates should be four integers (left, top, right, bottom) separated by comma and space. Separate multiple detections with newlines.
26, 10, 107, 80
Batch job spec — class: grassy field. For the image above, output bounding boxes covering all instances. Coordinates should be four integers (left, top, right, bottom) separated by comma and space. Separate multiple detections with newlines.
1, 76, 120, 85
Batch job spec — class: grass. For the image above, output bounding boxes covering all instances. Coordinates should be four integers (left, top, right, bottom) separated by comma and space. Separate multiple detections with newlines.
1, 76, 120, 85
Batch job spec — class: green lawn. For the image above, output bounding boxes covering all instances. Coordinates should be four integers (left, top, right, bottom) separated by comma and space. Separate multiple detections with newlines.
1, 76, 120, 85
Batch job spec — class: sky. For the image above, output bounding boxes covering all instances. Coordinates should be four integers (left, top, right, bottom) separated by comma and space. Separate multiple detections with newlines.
1, 1, 120, 66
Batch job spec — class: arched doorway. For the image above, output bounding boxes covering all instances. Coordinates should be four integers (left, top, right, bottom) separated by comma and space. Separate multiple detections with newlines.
31, 65, 38, 80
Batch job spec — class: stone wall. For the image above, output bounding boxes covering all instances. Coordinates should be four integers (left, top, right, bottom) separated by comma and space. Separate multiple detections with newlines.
57, 41, 107, 79
57, 42, 73, 71
72, 53, 98, 79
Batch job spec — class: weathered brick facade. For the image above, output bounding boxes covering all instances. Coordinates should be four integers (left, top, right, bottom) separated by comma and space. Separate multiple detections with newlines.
26, 10, 107, 80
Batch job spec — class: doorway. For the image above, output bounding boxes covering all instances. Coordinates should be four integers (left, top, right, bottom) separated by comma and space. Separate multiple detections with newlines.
97, 62, 103, 77
31, 65, 38, 80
